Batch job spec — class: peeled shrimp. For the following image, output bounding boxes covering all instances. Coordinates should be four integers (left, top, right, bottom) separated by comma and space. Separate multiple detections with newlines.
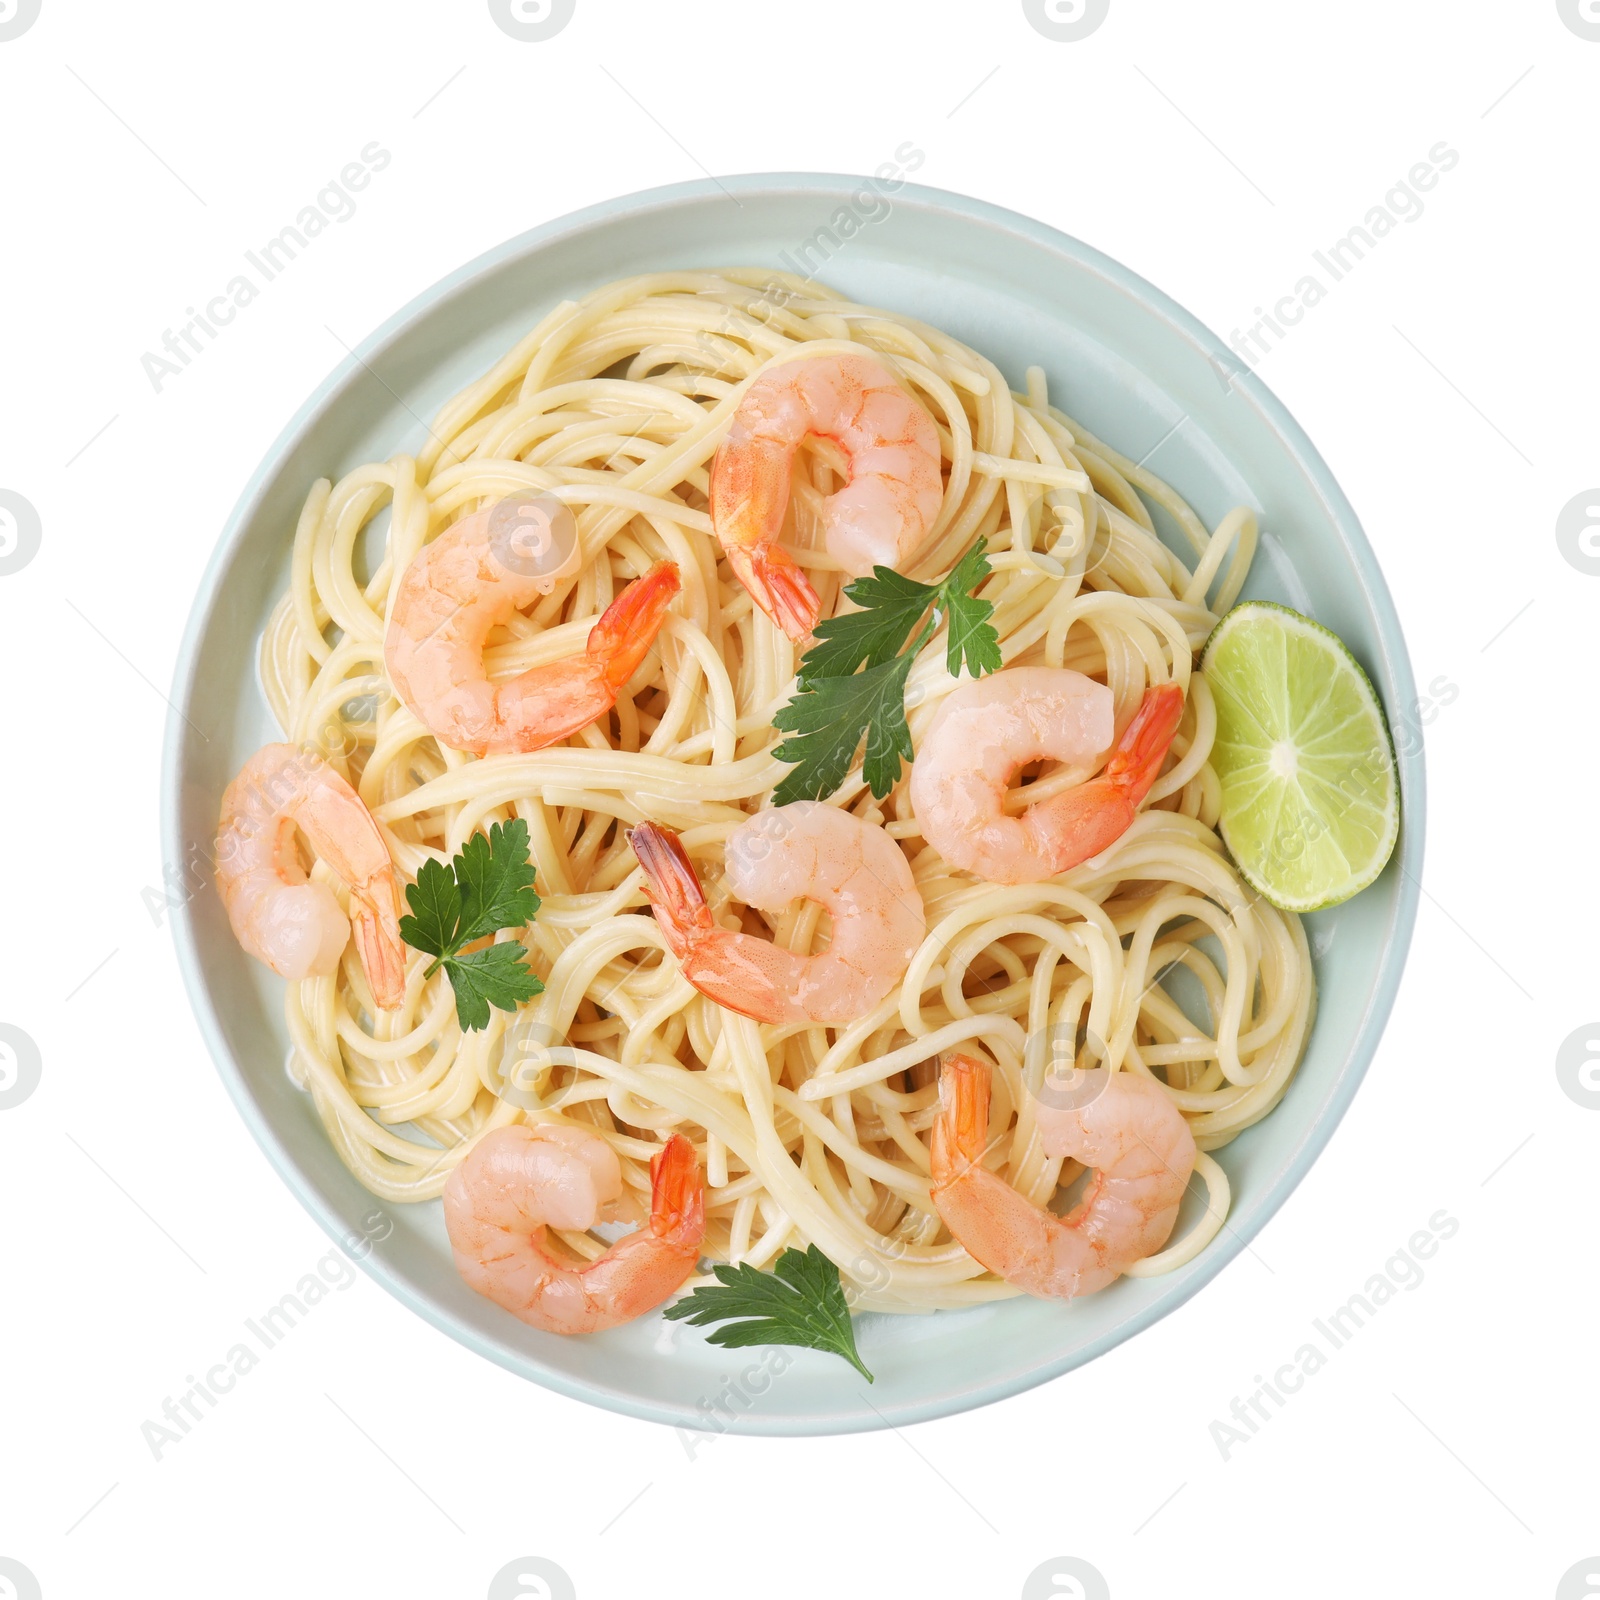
444, 1124, 704, 1335
930, 1055, 1196, 1299
385, 504, 680, 755
910, 668, 1184, 884
629, 801, 926, 1027
215, 743, 406, 1009
709, 353, 944, 641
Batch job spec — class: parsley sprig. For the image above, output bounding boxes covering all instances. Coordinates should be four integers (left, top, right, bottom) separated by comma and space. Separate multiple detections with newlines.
398, 818, 544, 1032
771, 538, 1002, 803
663, 1245, 874, 1381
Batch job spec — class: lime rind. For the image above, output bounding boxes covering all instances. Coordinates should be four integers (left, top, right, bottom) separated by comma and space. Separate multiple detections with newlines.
1200, 601, 1400, 913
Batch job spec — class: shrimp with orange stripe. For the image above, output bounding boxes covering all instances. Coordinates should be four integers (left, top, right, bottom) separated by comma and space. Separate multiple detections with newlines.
911, 668, 1185, 884
444, 1125, 704, 1334
710, 352, 945, 640
930, 1054, 1196, 1300
385, 500, 680, 756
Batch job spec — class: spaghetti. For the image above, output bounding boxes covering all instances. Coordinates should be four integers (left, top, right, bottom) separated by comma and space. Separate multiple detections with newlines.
257, 269, 1313, 1312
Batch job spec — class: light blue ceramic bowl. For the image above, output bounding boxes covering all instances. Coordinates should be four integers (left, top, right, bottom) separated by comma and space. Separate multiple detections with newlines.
163, 174, 1423, 1434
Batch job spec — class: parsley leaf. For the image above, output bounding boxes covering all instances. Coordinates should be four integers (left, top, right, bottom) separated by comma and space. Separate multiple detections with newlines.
772, 654, 915, 804
398, 818, 544, 1032
662, 1245, 874, 1381
454, 821, 542, 944
398, 856, 461, 960
797, 567, 939, 684
442, 943, 544, 1033
769, 537, 1001, 802
941, 538, 1005, 679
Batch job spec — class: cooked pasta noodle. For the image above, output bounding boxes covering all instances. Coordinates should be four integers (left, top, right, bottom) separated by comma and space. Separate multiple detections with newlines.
258, 270, 1313, 1312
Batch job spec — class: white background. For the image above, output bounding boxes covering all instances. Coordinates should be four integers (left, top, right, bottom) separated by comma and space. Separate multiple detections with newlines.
1, 2, 1595, 1596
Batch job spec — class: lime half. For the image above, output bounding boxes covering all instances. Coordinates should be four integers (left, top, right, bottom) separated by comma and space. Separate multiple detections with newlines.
1201, 601, 1399, 913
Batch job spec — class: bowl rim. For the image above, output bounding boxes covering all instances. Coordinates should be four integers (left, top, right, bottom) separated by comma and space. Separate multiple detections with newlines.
162, 171, 1425, 1435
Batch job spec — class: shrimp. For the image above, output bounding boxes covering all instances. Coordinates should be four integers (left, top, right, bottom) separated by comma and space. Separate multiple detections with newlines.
930, 1055, 1196, 1299
709, 353, 944, 642
443, 1124, 704, 1335
385, 502, 680, 755
628, 801, 926, 1027
215, 743, 406, 1009
910, 668, 1185, 884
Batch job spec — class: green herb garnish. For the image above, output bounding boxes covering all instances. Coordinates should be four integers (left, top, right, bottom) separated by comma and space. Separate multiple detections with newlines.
771, 537, 1002, 803
662, 1244, 874, 1381
398, 818, 544, 1031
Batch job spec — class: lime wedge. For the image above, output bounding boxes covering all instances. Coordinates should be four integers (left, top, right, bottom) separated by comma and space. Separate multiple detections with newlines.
1200, 601, 1399, 912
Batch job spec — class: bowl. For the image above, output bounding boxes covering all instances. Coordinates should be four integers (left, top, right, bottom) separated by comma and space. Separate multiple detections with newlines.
163, 174, 1423, 1434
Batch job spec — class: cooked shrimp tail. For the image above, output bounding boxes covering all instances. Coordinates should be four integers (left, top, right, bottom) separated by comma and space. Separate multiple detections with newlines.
385, 498, 680, 754
1037, 681, 1185, 866
629, 804, 925, 1027
444, 1125, 705, 1335
911, 669, 1185, 884
586, 559, 683, 693
346, 881, 407, 1011
647, 1131, 705, 1246
629, 818, 778, 1022
489, 559, 680, 753
1106, 681, 1185, 805
710, 353, 943, 639
627, 821, 715, 961
723, 540, 820, 643
930, 1054, 1196, 1300
931, 1052, 991, 1176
